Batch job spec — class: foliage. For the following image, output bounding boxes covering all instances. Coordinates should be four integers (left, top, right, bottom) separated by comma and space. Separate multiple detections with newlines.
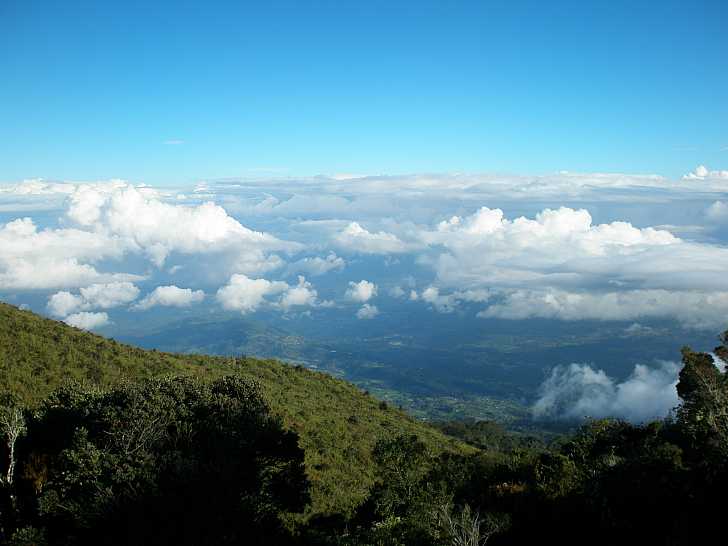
433, 502, 509, 546
434, 419, 546, 452
0, 302, 469, 519
8, 376, 307, 545
0, 396, 25, 488
4, 303, 728, 544
338, 332, 728, 545
676, 342, 728, 457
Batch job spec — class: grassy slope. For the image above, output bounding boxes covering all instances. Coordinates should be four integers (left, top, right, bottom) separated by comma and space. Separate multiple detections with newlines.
0, 302, 470, 515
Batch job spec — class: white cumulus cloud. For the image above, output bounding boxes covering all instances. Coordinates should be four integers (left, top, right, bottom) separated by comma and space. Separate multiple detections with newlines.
47, 282, 139, 317
78, 282, 140, 309
356, 304, 379, 319
421, 286, 458, 313
0, 217, 135, 290
216, 273, 325, 314
47, 292, 84, 317
278, 276, 320, 310
683, 165, 728, 180
67, 184, 295, 269
288, 253, 345, 276
346, 280, 378, 303
0, 181, 298, 293
417, 206, 728, 327
532, 361, 681, 423
216, 274, 288, 314
335, 222, 410, 254
64, 311, 109, 330
134, 285, 205, 310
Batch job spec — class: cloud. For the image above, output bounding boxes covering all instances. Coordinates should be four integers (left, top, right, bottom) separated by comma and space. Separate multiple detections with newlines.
1, 181, 295, 291
47, 282, 139, 317
418, 286, 492, 313
78, 282, 140, 309
0, 217, 137, 290
421, 286, 458, 313
335, 222, 410, 254
0, 178, 80, 213
201, 170, 728, 227
256, 194, 356, 217
278, 276, 320, 310
478, 289, 728, 330
623, 323, 658, 336
706, 201, 728, 224
47, 292, 84, 317
216, 274, 288, 314
6, 170, 728, 332
346, 280, 378, 303
5, 169, 728, 225
288, 253, 345, 276
415, 206, 728, 327
66, 182, 130, 225
67, 184, 295, 269
431, 206, 677, 251
356, 304, 379, 320
64, 311, 109, 330
216, 273, 326, 314
389, 286, 406, 298
532, 361, 681, 423
133, 285, 205, 310
683, 165, 728, 180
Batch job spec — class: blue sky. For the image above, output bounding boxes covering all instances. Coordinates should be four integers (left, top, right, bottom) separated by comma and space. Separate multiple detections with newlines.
1, 0, 726, 184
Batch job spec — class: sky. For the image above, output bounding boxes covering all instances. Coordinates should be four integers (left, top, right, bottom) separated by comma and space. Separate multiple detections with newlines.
2, 1, 728, 422
1, 0, 727, 184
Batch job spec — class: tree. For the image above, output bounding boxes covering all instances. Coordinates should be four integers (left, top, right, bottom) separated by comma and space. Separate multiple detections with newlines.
0, 395, 26, 543
433, 502, 509, 546
676, 334, 728, 455
370, 434, 431, 517
0, 400, 25, 488
11, 376, 309, 545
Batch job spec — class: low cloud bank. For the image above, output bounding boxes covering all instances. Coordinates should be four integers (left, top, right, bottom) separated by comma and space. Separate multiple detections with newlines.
532, 361, 681, 423
4, 167, 728, 327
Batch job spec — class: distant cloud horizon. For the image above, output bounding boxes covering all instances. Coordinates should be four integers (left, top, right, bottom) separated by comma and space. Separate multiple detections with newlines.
2, 165, 728, 330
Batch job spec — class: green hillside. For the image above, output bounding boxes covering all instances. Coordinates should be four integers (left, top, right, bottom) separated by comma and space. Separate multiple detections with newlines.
0, 302, 469, 516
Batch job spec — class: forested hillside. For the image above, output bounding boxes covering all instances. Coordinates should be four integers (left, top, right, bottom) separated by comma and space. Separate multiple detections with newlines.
3, 302, 728, 545
0, 303, 468, 518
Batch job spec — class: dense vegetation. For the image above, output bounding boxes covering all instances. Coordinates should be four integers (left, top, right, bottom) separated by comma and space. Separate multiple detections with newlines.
2, 302, 728, 544
0, 303, 468, 519
3, 376, 307, 544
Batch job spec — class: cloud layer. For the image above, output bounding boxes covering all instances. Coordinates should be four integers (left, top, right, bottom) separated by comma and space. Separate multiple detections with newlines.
3, 165, 728, 329
1, 182, 296, 292
532, 361, 681, 423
